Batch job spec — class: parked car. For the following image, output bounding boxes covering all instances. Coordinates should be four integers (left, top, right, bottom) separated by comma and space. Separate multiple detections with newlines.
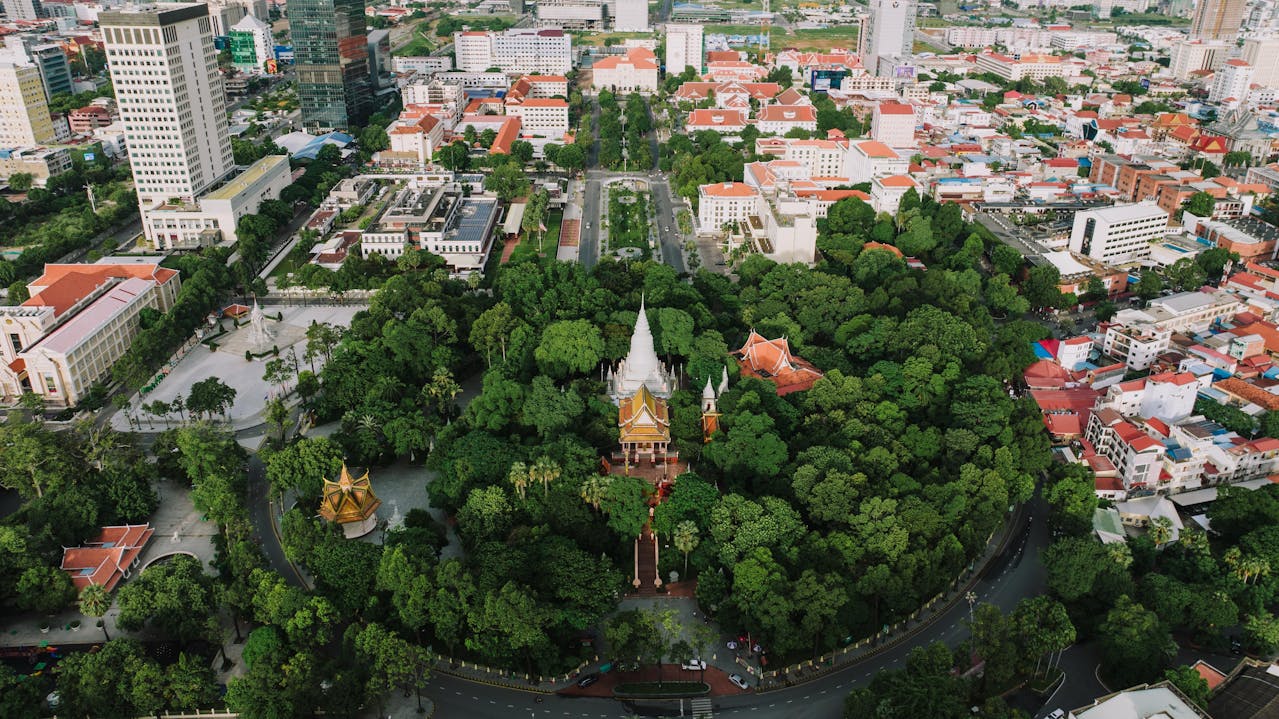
728, 673, 749, 690
577, 674, 599, 688
681, 659, 707, 671
1047, 710, 1065, 719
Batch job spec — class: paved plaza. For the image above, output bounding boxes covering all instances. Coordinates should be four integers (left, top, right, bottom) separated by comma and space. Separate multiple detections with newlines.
114, 305, 360, 432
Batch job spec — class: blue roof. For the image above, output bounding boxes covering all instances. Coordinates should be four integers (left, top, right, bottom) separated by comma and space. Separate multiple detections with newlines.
293, 131, 354, 161
1033, 343, 1053, 359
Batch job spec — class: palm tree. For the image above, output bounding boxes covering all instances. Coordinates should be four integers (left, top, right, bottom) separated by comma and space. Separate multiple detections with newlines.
672, 520, 700, 576
531, 456, 561, 497
507, 461, 530, 500
1149, 516, 1174, 547
78, 585, 111, 641
581, 476, 609, 510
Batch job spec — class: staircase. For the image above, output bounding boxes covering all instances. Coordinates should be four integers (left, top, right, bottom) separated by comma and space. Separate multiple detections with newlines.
634, 526, 658, 596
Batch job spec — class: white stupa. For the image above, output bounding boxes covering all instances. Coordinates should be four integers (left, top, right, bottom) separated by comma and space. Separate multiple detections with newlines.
609, 296, 677, 404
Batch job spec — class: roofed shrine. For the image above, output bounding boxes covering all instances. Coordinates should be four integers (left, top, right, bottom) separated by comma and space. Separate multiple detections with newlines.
735, 330, 823, 395
318, 464, 382, 538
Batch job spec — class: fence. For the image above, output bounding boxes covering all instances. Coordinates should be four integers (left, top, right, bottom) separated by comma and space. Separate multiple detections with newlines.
754, 516, 1018, 692
434, 654, 596, 693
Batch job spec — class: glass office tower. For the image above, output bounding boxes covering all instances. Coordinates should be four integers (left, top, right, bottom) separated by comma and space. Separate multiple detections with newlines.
290, 0, 372, 131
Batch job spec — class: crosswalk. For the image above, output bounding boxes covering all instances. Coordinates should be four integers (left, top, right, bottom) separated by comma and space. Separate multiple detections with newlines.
690, 697, 714, 718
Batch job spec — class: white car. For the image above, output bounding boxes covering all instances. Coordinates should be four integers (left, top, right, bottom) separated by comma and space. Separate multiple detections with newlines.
681, 659, 707, 671
729, 673, 749, 690
1047, 710, 1065, 719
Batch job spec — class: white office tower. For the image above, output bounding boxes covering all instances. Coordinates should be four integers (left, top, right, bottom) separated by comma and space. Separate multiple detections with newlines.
1069, 202, 1168, 266
0, 62, 56, 147
1243, 37, 1279, 88
864, 0, 916, 77
1209, 59, 1254, 103
3, 0, 43, 21
665, 23, 703, 75
100, 3, 234, 208
614, 0, 648, 31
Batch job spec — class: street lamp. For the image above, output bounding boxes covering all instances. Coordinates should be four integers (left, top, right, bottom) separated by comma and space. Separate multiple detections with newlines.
965, 591, 977, 623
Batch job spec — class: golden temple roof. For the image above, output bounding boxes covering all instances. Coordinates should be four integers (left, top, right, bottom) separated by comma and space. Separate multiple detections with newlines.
619, 385, 671, 444
318, 464, 381, 525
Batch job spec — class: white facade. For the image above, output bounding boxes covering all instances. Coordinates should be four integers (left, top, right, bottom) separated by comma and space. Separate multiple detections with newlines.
101, 3, 234, 208
848, 140, 908, 184
870, 175, 919, 215
142, 155, 290, 250
536, 0, 606, 30
0, 62, 56, 148
864, 0, 915, 76
591, 47, 658, 93
699, 182, 759, 230
1210, 59, 1254, 103
870, 102, 916, 148
1169, 40, 1228, 80
453, 28, 572, 75
505, 99, 569, 137
613, 0, 648, 31
1243, 37, 1279, 88
1068, 202, 1168, 265
229, 14, 272, 74
1086, 409, 1166, 492
665, 23, 703, 76
1096, 372, 1200, 422
973, 52, 1076, 82
392, 56, 454, 74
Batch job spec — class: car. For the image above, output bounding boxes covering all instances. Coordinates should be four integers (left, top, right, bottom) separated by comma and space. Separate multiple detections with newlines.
1047, 710, 1065, 719
682, 659, 707, 671
729, 673, 749, 690
577, 673, 600, 688
585, 222, 591, 229
1232, 638, 1243, 655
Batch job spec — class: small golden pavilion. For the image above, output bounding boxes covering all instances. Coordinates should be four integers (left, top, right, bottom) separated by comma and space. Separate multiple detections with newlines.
318, 464, 381, 538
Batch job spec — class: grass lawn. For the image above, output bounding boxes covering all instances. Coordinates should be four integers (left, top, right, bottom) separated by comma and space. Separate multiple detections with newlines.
399, 28, 436, 56
607, 188, 651, 256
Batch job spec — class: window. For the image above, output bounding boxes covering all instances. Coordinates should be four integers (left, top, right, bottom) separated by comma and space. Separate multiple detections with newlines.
43, 374, 57, 394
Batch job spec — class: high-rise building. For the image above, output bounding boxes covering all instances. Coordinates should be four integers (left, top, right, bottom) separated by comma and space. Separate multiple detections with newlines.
0, 61, 56, 147
291, 0, 372, 130
3, 0, 43, 21
100, 3, 234, 208
614, 0, 648, 31
1209, 58, 1254, 103
1, 37, 73, 100
229, 13, 273, 73
665, 23, 703, 76
1243, 37, 1279, 88
1190, 0, 1246, 42
1069, 202, 1168, 266
863, 0, 916, 76
1169, 39, 1229, 80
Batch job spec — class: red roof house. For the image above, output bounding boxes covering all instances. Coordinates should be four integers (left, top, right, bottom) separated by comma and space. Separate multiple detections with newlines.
61, 524, 154, 591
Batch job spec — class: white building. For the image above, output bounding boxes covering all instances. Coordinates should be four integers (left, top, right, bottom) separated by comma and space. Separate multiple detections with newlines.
1210, 59, 1254, 103
1169, 39, 1229, 80
1069, 684, 1201, 719
228, 14, 272, 74
1243, 37, 1279, 88
1068, 202, 1168, 266
665, 23, 703, 76
1086, 408, 1166, 493
973, 52, 1077, 82
536, 0, 606, 30
101, 3, 235, 209
848, 140, 908, 184
0, 263, 182, 407
3, 0, 42, 21
505, 98, 569, 138
383, 112, 444, 167
870, 101, 916, 148
755, 105, 818, 135
453, 28, 573, 75
0, 62, 56, 148
1095, 372, 1200, 422
141, 155, 292, 250
613, 0, 648, 31
591, 46, 658, 93
1104, 291, 1245, 369
863, 0, 915, 76
698, 181, 818, 265
871, 174, 919, 215
699, 182, 759, 231
392, 56, 454, 74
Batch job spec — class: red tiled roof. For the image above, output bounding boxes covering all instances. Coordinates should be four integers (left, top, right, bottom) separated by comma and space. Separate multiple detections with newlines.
736, 330, 823, 395
26, 264, 177, 317
61, 524, 154, 592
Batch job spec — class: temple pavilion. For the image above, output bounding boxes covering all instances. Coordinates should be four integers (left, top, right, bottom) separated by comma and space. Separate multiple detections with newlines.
736, 330, 823, 395
618, 384, 671, 464
318, 464, 382, 539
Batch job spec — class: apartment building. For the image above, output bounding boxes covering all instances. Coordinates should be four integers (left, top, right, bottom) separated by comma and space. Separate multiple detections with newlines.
1095, 372, 1200, 422
871, 174, 920, 215
1242, 37, 1279, 88
100, 3, 235, 208
0, 62, 56, 147
1068, 202, 1168, 265
1209, 59, 1253, 103
0, 263, 181, 407
863, 0, 915, 76
1169, 39, 1229, 80
870, 102, 916, 147
665, 23, 704, 76
1086, 408, 1166, 493
1103, 291, 1245, 369
382, 112, 444, 168
454, 28, 572, 75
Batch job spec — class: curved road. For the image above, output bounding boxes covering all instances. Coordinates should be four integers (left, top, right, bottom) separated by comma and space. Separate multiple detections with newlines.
419, 493, 1081, 719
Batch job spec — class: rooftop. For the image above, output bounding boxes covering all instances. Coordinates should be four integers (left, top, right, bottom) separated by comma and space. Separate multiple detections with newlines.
203, 155, 288, 201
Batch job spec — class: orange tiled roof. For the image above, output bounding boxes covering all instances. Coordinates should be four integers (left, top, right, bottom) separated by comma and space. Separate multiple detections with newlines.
736, 330, 823, 395
26, 264, 177, 317
61, 524, 154, 591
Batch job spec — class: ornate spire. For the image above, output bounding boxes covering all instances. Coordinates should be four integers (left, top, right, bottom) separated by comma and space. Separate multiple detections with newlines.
611, 294, 670, 402
702, 376, 716, 399
718, 365, 730, 395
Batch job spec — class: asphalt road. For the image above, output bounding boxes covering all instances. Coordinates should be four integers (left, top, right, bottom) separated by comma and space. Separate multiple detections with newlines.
415, 494, 1064, 719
